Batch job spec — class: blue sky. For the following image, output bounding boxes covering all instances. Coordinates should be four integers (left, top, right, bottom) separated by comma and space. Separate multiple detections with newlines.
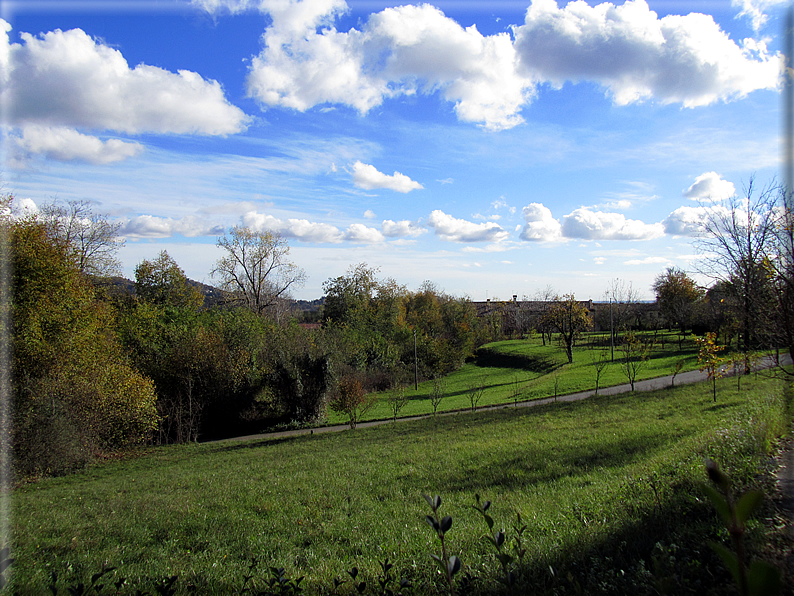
0, 0, 787, 300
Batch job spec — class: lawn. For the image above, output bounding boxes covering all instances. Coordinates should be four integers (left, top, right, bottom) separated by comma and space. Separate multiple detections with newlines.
325, 331, 701, 425
10, 368, 790, 595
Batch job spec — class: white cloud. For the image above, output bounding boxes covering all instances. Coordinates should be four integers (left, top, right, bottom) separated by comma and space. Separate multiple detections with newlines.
12, 125, 143, 164
3, 196, 39, 218
624, 256, 673, 265
437, 178, 454, 185
198, 0, 780, 132
683, 171, 736, 202
513, 0, 781, 107
519, 202, 563, 242
345, 223, 385, 243
662, 205, 731, 236
119, 215, 225, 239
381, 219, 427, 238
732, 0, 788, 32
242, 211, 345, 243
427, 209, 510, 242
363, 209, 376, 219
594, 257, 606, 265
1, 20, 248, 136
244, 2, 533, 130
351, 161, 423, 193
561, 207, 664, 241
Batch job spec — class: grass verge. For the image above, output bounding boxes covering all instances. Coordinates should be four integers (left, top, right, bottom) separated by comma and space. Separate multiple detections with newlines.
10, 369, 791, 594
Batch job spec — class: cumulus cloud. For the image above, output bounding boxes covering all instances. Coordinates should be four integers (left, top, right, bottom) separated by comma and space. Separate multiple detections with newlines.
683, 171, 736, 202
192, 0, 780, 129
0, 20, 248, 141
345, 223, 385, 243
427, 210, 509, 242
381, 219, 427, 238
118, 215, 225, 239
363, 209, 376, 219
513, 0, 781, 107
519, 202, 563, 242
244, 2, 533, 130
562, 207, 664, 240
242, 211, 344, 243
12, 125, 143, 164
662, 205, 732, 236
351, 161, 423, 193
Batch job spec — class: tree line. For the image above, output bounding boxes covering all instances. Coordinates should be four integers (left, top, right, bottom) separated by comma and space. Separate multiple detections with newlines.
2, 199, 490, 478
4, 173, 792, 478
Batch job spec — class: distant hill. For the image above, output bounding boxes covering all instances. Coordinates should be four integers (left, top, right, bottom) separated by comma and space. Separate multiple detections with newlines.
94, 275, 324, 313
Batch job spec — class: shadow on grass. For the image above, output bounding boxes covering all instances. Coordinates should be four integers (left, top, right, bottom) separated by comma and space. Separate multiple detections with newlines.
475, 347, 560, 373
470, 482, 731, 596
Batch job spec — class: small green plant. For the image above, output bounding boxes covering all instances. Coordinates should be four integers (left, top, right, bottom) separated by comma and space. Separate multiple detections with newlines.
701, 459, 781, 596
695, 333, 725, 402
466, 377, 485, 412
423, 494, 462, 596
429, 378, 446, 416
670, 360, 684, 387
511, 375, 523, 407
620, 332, 649, 391
589, 348, 610, 396
386, 384, 408, 423
472, 494, 518, 590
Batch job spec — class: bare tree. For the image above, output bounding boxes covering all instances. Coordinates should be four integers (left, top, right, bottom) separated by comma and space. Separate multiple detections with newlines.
212, 226, 306, 317
40, 199, 124, 277
695, 178, 780, 353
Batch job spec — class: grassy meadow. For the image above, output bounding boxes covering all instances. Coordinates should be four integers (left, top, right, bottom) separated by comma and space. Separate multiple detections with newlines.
326, 331, 701, 425
11, 364, 791, 594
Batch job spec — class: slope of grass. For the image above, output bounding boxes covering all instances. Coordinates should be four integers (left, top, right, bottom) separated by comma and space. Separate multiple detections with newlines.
11, 370, 790, 594
326, 331, 700, 425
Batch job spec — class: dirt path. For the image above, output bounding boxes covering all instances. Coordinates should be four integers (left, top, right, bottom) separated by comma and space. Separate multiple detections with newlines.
206, 353, 791, 445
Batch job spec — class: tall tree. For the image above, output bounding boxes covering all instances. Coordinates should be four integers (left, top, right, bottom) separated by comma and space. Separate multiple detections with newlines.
543, 294, 592, 363
39, 199, 124, 277
134, 250, 203, 309
652, 267, 704, 335
7, 216, 158, 476
695, 177, 780, 352
212, 226, 305, 317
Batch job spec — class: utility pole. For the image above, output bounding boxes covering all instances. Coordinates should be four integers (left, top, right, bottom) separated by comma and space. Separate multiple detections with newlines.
610, 296, 614, 362
414, 329, 418, 390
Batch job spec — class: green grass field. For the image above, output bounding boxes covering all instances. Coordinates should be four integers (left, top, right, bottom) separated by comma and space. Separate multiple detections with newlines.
325, 331, 701, 425
11, 365, 790, 594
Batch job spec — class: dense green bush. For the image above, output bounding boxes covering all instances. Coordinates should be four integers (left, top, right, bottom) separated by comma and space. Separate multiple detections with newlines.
8, 219, 158, 477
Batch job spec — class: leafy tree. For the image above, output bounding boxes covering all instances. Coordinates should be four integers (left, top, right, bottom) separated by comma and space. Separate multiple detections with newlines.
8, 217, 157, 476
39, 199, 124, 277
652, 267, 704, 336
212, 226, 305, 317
543, 295, 592, 363
322, 263, 381, 326
134, 250, 203, 309
329, 373, 375, 429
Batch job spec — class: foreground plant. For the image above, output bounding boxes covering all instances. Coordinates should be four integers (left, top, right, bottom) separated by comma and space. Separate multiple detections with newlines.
701, 459, 781, 596
423, 494, 462, 596
472, 494, 521, 591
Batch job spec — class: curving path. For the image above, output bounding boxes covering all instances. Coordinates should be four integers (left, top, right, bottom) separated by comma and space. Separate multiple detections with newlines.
206, 353, 792, 445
